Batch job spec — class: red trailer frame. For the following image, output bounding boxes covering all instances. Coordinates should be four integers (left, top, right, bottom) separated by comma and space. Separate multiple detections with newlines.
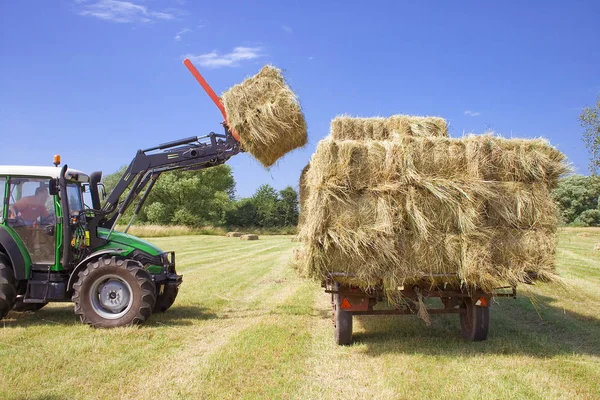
323, 274, 516, 345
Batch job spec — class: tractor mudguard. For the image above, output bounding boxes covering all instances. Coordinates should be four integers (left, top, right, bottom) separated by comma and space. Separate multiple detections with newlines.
67, 248, 126, 291
0, 226, 28, 280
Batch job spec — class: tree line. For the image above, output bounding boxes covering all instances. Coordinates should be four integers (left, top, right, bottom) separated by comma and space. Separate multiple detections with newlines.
102, 165, 299, 228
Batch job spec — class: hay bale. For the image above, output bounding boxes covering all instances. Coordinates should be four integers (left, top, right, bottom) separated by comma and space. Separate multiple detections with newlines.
298, 163, 310, 227
330, 115, 449, 140
296, 131, 568, 293
226, 232, 242, 237
240, 234, 259, 240
222, 65, 307, 167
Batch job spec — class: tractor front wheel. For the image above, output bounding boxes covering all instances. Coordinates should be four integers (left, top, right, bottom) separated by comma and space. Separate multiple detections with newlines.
153, 284, 179, 313
0, 254, 17, 320
73, 257, 156, 328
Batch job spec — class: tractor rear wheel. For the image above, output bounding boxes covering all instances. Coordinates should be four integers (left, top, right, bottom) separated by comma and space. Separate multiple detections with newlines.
12, 296, 47, 312
73, 257, 156, 328
0, 254, 17, 320
153, 284, 179, 313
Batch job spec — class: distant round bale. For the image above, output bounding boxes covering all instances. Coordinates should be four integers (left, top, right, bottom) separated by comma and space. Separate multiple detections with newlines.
227, 232, 242, 237
240, 234, 259, 240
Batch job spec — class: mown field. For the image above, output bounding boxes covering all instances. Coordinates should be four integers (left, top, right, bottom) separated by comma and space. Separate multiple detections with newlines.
1, 228, 599, 399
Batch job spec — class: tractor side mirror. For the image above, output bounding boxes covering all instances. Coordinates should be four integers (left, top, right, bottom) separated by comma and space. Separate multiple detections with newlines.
98, 183, 107, 200
49, 179, 59, 196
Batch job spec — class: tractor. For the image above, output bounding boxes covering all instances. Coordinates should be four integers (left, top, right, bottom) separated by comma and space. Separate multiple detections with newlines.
0, 126, 241, 327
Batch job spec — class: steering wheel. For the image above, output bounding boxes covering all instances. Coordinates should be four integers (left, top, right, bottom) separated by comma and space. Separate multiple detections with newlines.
40, 213, 55, 225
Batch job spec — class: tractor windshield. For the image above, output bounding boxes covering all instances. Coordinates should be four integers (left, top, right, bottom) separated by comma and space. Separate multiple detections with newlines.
67, 183, 84, 214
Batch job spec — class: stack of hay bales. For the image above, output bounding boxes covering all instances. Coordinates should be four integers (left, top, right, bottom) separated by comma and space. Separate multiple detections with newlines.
296, 115, 569, 294
222, 65, 307, 167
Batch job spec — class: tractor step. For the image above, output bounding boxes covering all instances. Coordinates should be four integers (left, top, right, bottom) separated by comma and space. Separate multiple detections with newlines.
25, 270, 70, 302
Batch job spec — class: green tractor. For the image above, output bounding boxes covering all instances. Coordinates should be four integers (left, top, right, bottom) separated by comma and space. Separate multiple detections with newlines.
0, 127, 240, 327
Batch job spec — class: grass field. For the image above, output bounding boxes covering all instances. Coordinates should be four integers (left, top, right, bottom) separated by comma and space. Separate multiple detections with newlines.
1, 228, 599, 399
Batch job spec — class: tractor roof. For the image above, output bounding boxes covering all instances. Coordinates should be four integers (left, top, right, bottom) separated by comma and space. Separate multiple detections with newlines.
0, 166, 90, 182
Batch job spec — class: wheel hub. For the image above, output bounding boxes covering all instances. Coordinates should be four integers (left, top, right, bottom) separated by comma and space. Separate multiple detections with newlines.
89, 274, 134, 319
98, 281, 130, 312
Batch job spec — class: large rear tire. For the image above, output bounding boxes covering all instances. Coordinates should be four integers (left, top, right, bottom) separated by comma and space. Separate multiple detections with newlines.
12, 296, 47, 312
460, 297, 490, 341
0, 254, 17, 320
333, 284, 353, 345
73, 257, 156, 328
153, 284, 179, 313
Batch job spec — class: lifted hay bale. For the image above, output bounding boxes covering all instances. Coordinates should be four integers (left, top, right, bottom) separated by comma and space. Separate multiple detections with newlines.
226, 232, 242, 237
240, 234, 259, 240
222, 65, 307, 167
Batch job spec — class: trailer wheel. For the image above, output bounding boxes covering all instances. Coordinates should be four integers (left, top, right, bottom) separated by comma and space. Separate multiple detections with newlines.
12, 296, 47, 312
333, 285, 353, 345
460, 298, 489, 341
0, 254, 17, 320
73, 257, 156, 328
153, 284, 179, 313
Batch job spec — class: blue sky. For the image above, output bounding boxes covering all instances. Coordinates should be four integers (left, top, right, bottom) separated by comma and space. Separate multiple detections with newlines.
1, 0, 599, 197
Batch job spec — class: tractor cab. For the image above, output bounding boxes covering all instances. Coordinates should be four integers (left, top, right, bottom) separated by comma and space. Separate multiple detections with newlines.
1, 166, 89, 272
0, 161, 182, 325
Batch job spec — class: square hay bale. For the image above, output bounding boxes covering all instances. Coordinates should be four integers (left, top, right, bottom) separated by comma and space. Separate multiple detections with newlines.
241, 234, 259, 240
472, 135, 569, 187
485, 182, 559, 229
490, 228, 558, 282
226, 232, 242, 237
330, 115, 449, 141
222, 65, 307, 167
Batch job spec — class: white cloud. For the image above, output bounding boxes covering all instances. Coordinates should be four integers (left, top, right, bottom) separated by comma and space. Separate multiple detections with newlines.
175, 27, 192, 41
464, 110, 481, 117
78, 0, 178, 23
184, 47, 264, 68
308, 56, 314, 61
281, 25, 292, 33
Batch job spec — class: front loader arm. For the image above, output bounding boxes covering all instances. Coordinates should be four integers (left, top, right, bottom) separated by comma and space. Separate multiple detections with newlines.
95, 124, 241, 231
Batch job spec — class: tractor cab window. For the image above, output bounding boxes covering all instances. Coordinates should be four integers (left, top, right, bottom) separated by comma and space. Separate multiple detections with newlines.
7, 178, 55, 265
67, 183, 84, 214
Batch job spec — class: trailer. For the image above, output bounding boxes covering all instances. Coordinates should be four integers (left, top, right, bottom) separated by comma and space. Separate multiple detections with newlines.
323, 273, 516, 345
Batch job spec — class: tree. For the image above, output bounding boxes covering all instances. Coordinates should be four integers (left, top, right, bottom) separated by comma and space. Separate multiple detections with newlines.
225, 198, 259, 227
102, 164, 235, 227
552, 175, 600, 224
277, 186, 299, 226
581, 96, 600, 174
252, 184, 280, 228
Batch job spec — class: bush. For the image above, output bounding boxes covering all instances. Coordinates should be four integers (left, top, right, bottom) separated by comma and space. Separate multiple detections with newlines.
171, 207, 200, 227
573, 209, 600, 227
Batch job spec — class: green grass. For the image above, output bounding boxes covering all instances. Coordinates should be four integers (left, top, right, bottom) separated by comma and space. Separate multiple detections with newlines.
1, 229, 599, 399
